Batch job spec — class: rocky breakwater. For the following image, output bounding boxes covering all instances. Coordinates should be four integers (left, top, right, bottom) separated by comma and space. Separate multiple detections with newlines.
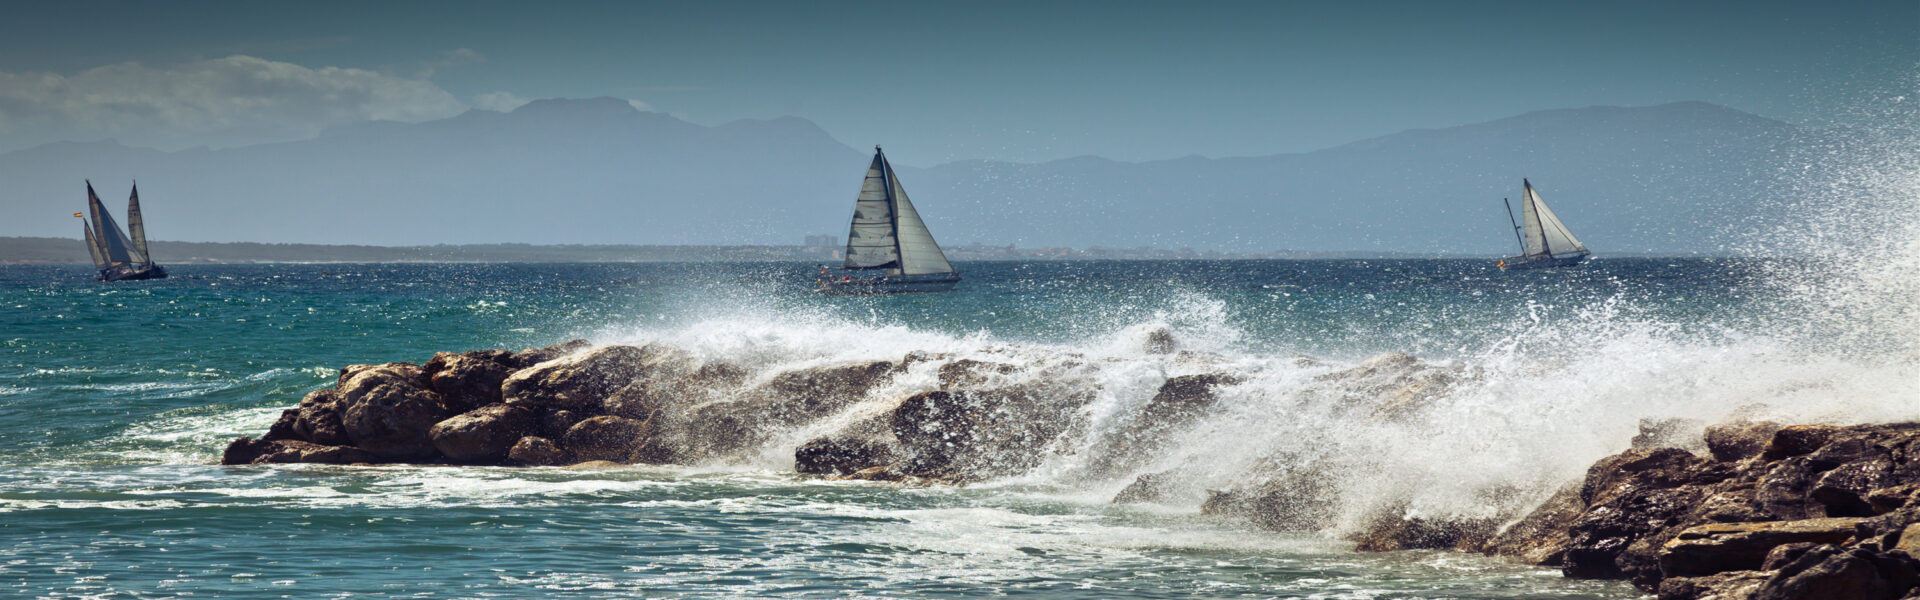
221, 339, 905, 468
1390, 421, 1920, 600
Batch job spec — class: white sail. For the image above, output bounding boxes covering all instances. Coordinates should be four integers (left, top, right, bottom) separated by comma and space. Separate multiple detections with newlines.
82, 220, 107, 269
842, 148, 954, 274
87, 182, 145, 266
127, 183, 151, 265
882, 158, 954, 275
843, 154, 899, 269
1520, 180, 1586, 257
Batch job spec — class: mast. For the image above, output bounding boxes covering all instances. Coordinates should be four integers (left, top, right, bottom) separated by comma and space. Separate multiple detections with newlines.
1520, 179, 1550, 258
1503, 197, 1524, 254
127, 182, 150, 265
878, 147, 904, 272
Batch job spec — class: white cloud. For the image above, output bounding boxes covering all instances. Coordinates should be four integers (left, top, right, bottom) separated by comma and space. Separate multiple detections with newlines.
474, 91, 531, 112
0, 55, 467, 151
628, 99, 654, 112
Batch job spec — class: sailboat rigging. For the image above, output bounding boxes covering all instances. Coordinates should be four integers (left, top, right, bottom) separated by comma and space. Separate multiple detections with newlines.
77, 181, 168, 281
1497, 179, 1590, 270
817, 146, 960, 294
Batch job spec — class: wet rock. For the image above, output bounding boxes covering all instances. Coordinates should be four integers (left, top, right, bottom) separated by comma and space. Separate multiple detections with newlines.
263, 408, 301, 442
503, 344, 656, 412
1353, 509, 1497, 552
1656, 570, 1770, 600
1762, 542, 1820, 570
428, 403, 535, 463
339, 363, 449, 459
1868, 484, 1920, 514
1481, 484, 1584, 566
937, 359, 1018, 389
425, 350, 517, 414
834, 465, 909, 482
508, 339, 591, 369
561, 415, 651, 463
1141, 327, 1178, 354
1761, 426, 1842, 461
1706, 421, 1783, 462
1752, 544, 1918, 600
292, 388, 350, 446
538, 408, 585, 439
888, 387, 1087, 482
507, 436, 568, 466
795, 415, 900, 476
249, 439, 381, 465
1658, 517, 1864, 578
1111, 471, 1181, 504
1562, 448, 1713, 582
1634, 418, 1708, 452
222, 437, 279, 465
1084, 373, 1243, 478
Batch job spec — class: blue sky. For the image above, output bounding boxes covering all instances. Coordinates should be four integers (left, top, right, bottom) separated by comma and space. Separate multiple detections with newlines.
0, 0, 1913, 163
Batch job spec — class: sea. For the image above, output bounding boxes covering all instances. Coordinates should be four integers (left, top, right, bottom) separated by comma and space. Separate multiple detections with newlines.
4, 252, 1917, 599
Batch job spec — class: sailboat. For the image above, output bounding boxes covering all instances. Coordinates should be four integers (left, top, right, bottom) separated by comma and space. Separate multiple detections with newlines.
77, 181, 168, 281
1497, 179, 1590, 270
817, 146, 961, 294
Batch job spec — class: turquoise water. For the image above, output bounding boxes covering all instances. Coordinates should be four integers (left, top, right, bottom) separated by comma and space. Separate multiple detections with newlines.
0, 259, 1881, 598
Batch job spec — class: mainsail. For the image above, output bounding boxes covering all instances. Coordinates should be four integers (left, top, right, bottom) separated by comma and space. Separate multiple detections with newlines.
1518, 179, 1586, 257
127, 183, 150, 264
86, 181, 146, 267
842, 148, 954, 275
81, 220, 107, 269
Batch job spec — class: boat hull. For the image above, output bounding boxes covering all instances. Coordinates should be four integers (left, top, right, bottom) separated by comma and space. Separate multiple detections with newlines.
1498, 253, 1588, 270
818, 272, 960, 295
99, 264, 168, 282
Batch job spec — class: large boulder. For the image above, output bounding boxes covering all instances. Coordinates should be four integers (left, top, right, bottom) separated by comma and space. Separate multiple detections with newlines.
1480, 484, 1584, 566
795, 414, 900, 476
1706, 421, 1784, 462
561, 415, 653, 463
681, 361, 896, 460
339, 363, 449, 459
1658, 517, 1864, 579
503, 345, 656, 411
1751, 544, 1919, 600
292, 388, 350, 445
506, 339, 591, 369
429, 403, 536, 463
223, 437, 378, 465
425, 350, 518, 414
507, 436, 569, 466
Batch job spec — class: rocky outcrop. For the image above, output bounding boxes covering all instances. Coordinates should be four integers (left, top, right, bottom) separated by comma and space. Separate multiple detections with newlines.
428, 403, 534, 463
1460, 421, 1920, 599
338, 363, 448, 459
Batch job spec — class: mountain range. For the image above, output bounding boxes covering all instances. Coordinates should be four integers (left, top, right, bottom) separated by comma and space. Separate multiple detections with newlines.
0, 98, 1810, 254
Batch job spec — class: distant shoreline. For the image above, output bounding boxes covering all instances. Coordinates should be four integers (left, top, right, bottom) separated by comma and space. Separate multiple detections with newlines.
0, 237, 1729, 265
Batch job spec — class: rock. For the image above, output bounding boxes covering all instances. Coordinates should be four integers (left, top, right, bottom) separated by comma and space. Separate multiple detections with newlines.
502, 344, 657, 411
1761, 426, 1842, 461
507, 436, 568, 466
887, 383, 1092, 482
1480, 484, 1584, 566
263, 408, 300, 441
1562, 448, 1713, 582
339, 364, 449, 459
1763, 543, 1820, 571
292, 389, 350, 445
508, 339, 591, 369
1635, 418, 1708, 452
222, 437, 278, 465
1659, 517, 1864, 578
424, 351, 517, 414
428, 403, 535, 463
795, 416, 899, 476
1141, 327, 1178, 354
834, 465, 908, 482
1707, 421, 1784, 462
1112, 471, 1181, 504
1868, 484, 1920, 514
538, 408, 585, 439
561, 415, 652, 463
937, 359, 1017, 389
1657, 570, 1770, 600
1353, 509, 1497, 552
249, 440, 381, 465
1752, 544, 1919, 600
1084, 373, 1243, 477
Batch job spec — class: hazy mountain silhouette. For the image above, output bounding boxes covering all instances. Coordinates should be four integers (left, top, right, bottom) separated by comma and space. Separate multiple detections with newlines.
0, 98, 1802, 253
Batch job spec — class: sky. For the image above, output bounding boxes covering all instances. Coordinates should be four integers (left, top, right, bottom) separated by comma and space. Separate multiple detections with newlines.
0, 0, 1914, 164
